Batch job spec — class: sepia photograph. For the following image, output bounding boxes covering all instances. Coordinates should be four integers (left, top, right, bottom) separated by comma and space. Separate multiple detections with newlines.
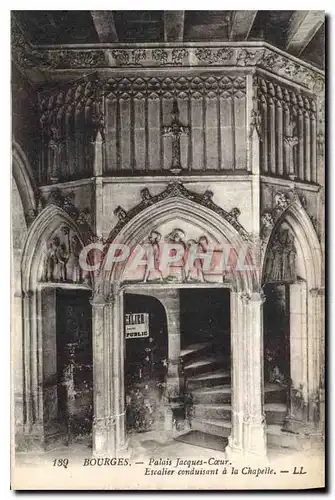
10, 8, 325, 490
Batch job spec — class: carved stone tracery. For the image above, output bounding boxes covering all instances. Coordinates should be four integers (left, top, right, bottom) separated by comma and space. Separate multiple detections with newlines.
255, 74, 317, 181
106, 182, 250, 247
104, 75, 246, 100
260, 188, 318, 244
39, 76, 105, 183
39, 187, 94, 244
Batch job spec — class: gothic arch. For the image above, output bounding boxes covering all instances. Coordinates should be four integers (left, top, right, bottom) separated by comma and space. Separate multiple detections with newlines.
100, 196, 258, 293
261, 198, 322, 289
261, 197, 323, 431
12, 140, 37, 225
21, 204, 91, 292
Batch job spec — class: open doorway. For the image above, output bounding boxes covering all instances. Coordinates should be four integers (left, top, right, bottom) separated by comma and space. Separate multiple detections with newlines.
263, 283, 290, 384
263, 283, 290, 430
180, 288, 230, 351
56, 289, 93, 444
124, 293, 168, 433
178, 288, 231, 445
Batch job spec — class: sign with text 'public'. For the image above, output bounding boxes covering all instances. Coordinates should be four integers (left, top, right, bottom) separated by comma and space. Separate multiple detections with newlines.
125, 313, 149, 339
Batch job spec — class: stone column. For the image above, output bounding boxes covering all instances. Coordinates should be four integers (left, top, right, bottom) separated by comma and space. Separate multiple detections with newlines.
91, 283, 126, 456
163, 290, 181, 399
307, 287, 324, 432
145, 288, 181, 433
227, 290, 267, 458
20, 289, 45, 450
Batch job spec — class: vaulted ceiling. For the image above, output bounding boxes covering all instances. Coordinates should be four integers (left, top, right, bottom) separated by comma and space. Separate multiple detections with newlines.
13, 10, 325, 69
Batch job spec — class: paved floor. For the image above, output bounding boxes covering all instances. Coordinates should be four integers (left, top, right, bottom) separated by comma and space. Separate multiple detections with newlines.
15, 429, 324, 468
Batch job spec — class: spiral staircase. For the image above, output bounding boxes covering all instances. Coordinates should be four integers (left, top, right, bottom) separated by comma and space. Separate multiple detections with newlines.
181, 341, 290, 449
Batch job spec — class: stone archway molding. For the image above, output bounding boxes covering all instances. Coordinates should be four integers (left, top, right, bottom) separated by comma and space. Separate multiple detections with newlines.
261, 191, 322, 290
91, 189, 269, 459
261, 193, 323, 438
100, 187, 255, 295
22, 203, 92, 292
19, 204, 93, 449
106, 181, 250, 245
12, 139, 37, 226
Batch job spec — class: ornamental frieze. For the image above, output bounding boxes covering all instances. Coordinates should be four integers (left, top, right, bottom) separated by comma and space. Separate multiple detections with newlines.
12, 14, 324, 94
104, 75, 246, 100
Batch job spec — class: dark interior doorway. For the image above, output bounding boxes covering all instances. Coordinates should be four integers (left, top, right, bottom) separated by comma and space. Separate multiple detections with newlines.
124, 293, 168, 433
263, 283, 290, 383
56, 289, 93, 442
180, 288, 230, 354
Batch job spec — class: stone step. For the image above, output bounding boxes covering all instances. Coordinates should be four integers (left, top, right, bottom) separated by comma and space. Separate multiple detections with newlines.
266, 425, 304, 450
191, 385, 232, 404
184, 357, 229, 377
186, 370, 231, 389
191, 418, 232, 438
264, 403, 287, 425
180, 342, 212, 359
187, 422, 297, 449
264, 383, 288, 404
193, 404, 231, 421
181, 342, 228, 364
190, 403, 287, 428
189, 383, 287, 405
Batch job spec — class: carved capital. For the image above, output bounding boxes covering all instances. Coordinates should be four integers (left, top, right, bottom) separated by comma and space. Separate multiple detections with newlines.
309, 287, 324, 298
240, 292, 251, 305
22, 290, 34, 300
251, 291, 266, 305
284, 136, 299, 148
90, 281, 120, 307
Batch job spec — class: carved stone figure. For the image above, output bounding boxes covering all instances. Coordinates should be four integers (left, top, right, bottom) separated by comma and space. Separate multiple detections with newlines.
48, 126, 64, 183
186, 235, 209, 282
260, 212, 274, 240
166, 228, 186, 281
67, 235, 82, 283
274, 192, 289, 214
265, 227, 297, 283
45, 235, 68, 282
143, 231, 163, 283
284, 118, 299, 179
56, 240, 69, 282
162, 100, 190, 173
45, 240, 56, 282
249, 109, 262, 139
